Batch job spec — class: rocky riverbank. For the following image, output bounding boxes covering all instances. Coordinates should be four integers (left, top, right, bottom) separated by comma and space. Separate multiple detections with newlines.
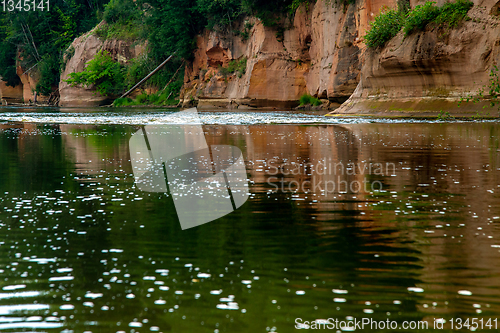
3, 0, 500, 116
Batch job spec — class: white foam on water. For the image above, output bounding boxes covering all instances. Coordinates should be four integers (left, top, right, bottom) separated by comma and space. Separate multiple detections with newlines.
0, 109, 446, 126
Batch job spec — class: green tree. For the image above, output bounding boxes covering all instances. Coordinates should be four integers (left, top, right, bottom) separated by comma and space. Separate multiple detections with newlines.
197, 0, 244, 30
0, 0, 109, 95
141, 0, 206, 61
0, 13, 20, 87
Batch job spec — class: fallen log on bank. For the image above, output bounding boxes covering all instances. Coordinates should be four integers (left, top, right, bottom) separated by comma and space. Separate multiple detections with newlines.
118, 51, 177, 100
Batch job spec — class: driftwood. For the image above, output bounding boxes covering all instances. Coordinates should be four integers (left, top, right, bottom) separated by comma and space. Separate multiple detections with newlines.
22, 61, 40, 76
118, 52, 177, 100
48, 88, 60, 106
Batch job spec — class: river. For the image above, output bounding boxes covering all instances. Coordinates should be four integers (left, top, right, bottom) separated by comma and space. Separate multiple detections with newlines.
0, 106, 499, 332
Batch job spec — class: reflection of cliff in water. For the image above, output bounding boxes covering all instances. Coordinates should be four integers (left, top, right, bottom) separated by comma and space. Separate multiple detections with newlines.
342, 124, 500, 313
2, 121, 500, 315
203, 123, 500, 314
59, 124, 135, 177
241, 123, 500, 314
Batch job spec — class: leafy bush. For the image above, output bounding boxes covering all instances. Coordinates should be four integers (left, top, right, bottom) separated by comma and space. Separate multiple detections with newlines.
403, 1, 441, 35
152, 90, 179, 105
96, 0, 144, 40
112, 90, 179, 107
434, 0, 473, 28
123, 56, 185, 92
123, 57, 151, 89
94, 21, 143, 40
288, 0, 314, 15
0, 39, 20, 87
299, 94, 322, 106
365, 8, 405, 48
104, 0, 141, 24
65, 50, 125, 96
236, 21, 254, 41
141, 0, 206, 61
113, 97, 134, 106
459, 65, 500, 111
436, 110, 454, 120
197, 0, 243, 30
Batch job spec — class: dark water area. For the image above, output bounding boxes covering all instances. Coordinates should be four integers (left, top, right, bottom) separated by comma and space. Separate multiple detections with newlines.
0, 108, 500, 332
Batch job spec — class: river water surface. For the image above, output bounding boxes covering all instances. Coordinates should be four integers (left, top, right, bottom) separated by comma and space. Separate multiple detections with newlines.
0, 107, 500, 332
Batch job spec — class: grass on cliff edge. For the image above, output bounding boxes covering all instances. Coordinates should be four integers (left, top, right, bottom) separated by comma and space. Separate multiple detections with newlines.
219, 57, 247, 78
365, 0, 473, 48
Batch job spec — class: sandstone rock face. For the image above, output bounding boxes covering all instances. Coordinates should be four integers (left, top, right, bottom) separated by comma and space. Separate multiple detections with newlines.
1, 61, 46, 104
330, 0, 500, 116
183, 0, 396, 109
59, 22, 145, 107
0, 80, 23, 103
16, 65, 47, 103
0, 69, 45, 104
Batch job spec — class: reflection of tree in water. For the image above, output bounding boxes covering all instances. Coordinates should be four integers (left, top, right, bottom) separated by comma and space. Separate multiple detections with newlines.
0, 123, 73, 193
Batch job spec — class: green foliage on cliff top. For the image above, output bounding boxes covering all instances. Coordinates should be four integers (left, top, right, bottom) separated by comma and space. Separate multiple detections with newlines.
434, 0, 474, 28
365, 0, 473, 48
143, 0, 317, 62
96, 0, 144, 40
365, 9, 405, 48
404, 0, 473, 35
402, 1, 441, 35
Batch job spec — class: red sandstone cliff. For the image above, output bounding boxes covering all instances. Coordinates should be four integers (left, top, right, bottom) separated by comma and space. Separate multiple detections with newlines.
329, 0, 500, 116
182, 0, 397, 109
